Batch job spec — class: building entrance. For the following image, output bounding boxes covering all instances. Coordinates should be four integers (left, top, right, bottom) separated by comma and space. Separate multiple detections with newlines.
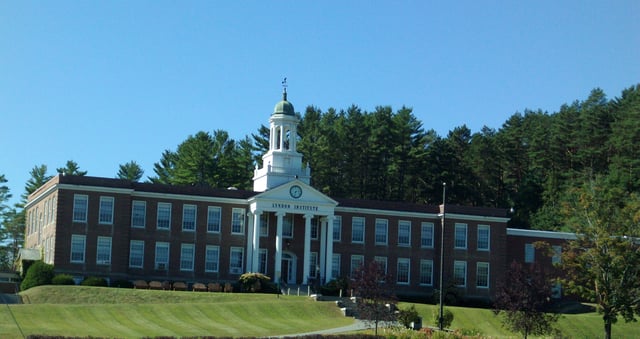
281, 252, 296, 285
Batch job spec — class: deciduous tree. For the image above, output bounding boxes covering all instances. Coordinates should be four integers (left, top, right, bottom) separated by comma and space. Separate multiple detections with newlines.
351, 260, 397, 335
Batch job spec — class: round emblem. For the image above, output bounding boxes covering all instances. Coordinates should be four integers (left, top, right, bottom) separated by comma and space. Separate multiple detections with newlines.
289, 185, 302, 198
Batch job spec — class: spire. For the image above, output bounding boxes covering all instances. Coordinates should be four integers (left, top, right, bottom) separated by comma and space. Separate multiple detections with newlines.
282, 77, 288, 101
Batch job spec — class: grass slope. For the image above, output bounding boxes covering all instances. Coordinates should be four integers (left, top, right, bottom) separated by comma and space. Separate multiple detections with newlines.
6, 286, 353, 339
2, 286, 638, 338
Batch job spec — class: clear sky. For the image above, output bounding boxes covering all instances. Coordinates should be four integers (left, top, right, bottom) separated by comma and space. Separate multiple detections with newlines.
1, 1, 639, 207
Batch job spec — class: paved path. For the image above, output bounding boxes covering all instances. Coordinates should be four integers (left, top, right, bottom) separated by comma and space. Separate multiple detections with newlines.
280, 319, 369, 337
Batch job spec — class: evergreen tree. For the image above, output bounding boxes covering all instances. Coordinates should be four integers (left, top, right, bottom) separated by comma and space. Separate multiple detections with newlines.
117, 161, 144, 182
21, 165, 53, 203
56, 160, 88, 176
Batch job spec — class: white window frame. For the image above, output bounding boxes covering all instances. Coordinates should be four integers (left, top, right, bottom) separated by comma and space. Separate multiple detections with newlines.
453, 260, 467, 287
332, 216, 342, 242
207, 206, 221, 233
375, 219, 388, 245
231, 208, 245, 234
351, 217, 365, 243
397, 258, 410, 284
157, 202, 171, 230
421, 222, 434, 248
205, 245, 220, 273
398, 220, 411, 246
454, 223, 468, 249
182, 204, 197, 232
259, 213, 269, 237
476, 262, 490, 288
96, 236, 112, 265
309, 252, 318, 278
180, 243, 195, 271
259, 248, 268, 274
70, 234, 86, 263
311, 218, 319, 240
477, 224, 490, 251
419, 259, 433, 286
283, 214, 293, 238
98, 196, 114, 224
72, 194, 88, 223
131, 200, 146, 228
229, 247, 244, 274
129, 240, 144, 268
155, 242, 170, 270
525, 243, 535, 263
331, 253, 341, 279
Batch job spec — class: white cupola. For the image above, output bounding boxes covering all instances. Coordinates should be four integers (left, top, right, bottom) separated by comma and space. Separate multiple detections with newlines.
252, 84, 310, 192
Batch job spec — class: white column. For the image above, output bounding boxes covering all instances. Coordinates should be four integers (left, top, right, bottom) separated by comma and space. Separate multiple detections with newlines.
246, 212, 254, 271
275, 212, 284, 284
302, 214, 313, 284
252, 211, 262, 272
319, 218, 327, 281
325, 215, 335, 284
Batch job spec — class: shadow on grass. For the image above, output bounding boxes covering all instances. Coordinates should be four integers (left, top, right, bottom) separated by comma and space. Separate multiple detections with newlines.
552, 301, 596, 314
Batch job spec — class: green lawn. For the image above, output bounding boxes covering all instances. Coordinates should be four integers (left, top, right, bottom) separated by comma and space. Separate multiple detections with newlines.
2, 286, 638, 338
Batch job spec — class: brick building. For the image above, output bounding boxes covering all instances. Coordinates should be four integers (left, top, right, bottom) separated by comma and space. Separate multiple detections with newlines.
22, 89, 568, 301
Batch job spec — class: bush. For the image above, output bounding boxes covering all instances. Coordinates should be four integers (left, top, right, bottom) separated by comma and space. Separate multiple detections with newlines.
20, 261, 54, 291
433, 308, 454, 329
319, 276, 350, 296
238, 272, 277, 293
81, 276, 108, 287
52, 274, 75, 285
111, 279, 133, 288
397, 304, 421, 328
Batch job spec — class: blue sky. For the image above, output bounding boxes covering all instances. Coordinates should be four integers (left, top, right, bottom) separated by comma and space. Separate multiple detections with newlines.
1, 1, 639, 207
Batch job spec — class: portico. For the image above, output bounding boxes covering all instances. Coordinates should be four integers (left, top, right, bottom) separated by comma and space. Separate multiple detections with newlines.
247, 180, 337, 284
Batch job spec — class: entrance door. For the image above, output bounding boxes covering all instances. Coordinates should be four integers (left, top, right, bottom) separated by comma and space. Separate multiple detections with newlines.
281, 252, 296, 285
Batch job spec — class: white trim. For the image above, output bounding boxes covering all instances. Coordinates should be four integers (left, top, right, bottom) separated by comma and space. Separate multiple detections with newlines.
335, 207, 509, 223
507, 228, 577, 240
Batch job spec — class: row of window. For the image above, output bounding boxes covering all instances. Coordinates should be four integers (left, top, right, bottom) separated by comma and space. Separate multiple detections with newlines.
347, 255, 490, 288
26, 195, 58, 236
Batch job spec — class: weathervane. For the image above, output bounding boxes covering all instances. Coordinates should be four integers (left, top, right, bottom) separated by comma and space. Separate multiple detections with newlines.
281, 77, 288, 100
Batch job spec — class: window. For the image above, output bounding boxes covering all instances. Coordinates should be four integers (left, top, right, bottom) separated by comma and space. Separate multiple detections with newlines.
232, 208, 245, 234
72, 194, 88, 222
454, 223, 467, 249
155, 242, 169, 270
333, 216, 342, 242
350, 255, 364, 276
331, 253, 341, 279
477, 262, 489, 288
397, 258, 410, 284
283, 214, 293, 238
131, 201, 146, 228
453, 261, 467, 287
129, 240, 144, 268
374, 256, 388, 275
259, 249, 268, 274
70, 234, 86, 263
98, 196, 114, 224
259, 213, 269, 237
309, 252, 318, 278
398, 220, 411, 246
552, 245, 562, 265
351, 217, 365, 243
180, 243, 195, 271
375, 219, 388, 245
230, 247, 244, 274
419, 259, 433, 285
525, 243, 535, 263
157, 203, 171, 230
421, 222, 434, 248
477, 225, 490, 251
96, 236, 112, 264
207, 206, 221, 233
205, 245, 220, 272
311, 219, 319, 240
182, 204, 197, 231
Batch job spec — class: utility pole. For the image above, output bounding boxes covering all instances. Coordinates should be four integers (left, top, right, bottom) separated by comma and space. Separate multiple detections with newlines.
438, 182, 446, 330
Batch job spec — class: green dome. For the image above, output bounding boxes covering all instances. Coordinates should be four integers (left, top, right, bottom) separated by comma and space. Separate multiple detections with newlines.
272, 90, 295, 116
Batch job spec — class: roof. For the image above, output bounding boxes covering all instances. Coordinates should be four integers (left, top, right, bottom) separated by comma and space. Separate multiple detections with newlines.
272, 89, 295, 116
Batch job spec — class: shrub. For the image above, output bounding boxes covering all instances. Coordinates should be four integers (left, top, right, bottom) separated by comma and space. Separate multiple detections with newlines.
20, 261, 54, 291
81, 276, 108, 287
111, 279, 133, 288
433, 308, 454, 329
238, 272, 277, 293
52, 274, 75, 285
397, 304, 421, 328
319, 276, 350, 296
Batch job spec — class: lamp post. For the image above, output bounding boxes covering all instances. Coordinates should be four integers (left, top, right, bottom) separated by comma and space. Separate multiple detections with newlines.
438, 182, 446, 330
